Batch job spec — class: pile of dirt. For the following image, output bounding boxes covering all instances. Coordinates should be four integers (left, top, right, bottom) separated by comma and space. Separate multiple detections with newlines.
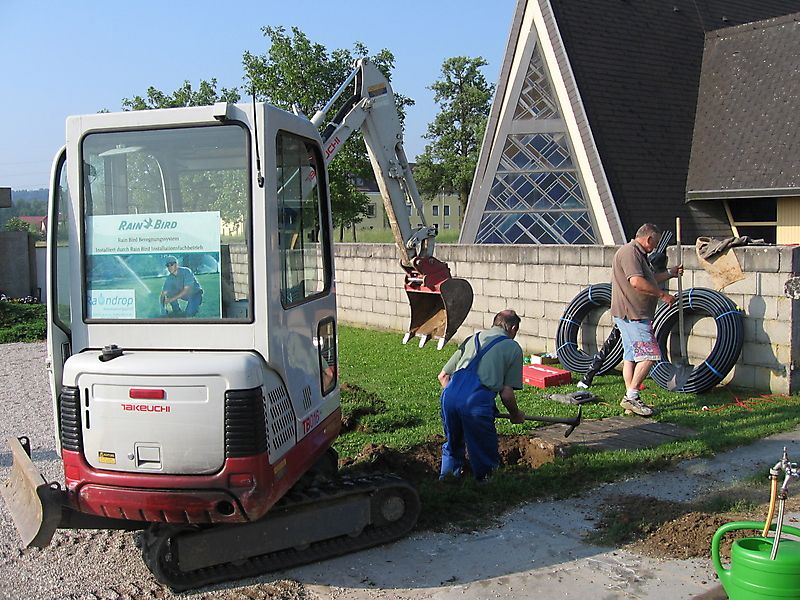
340, 434, 567, 486
632, 511, 751, 560
592, 491, 800, 560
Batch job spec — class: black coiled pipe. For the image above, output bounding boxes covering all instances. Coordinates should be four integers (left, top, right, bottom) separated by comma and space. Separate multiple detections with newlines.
555, 283, 623, 376
650, 287, 744, 393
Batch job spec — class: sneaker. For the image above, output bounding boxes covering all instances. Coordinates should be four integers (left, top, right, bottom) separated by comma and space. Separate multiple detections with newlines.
620, 396, 654, 417
576, 380, 590, 390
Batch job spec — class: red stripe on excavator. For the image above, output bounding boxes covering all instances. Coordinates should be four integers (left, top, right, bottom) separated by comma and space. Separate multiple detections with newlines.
129, 388, 166, 400
62, 408, 341, 523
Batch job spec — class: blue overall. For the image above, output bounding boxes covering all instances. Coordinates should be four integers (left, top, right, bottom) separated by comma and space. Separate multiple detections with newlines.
440, 333, 507, 480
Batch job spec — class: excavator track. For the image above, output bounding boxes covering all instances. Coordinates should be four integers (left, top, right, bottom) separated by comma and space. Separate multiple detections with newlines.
142, 473, 420, 591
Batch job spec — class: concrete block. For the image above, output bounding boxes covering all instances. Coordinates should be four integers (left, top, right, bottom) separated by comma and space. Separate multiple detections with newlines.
469, 278, 484, 296
472, 294, 489, 312
484, 280, 504, 298
564, 265, 590, 286
471, 262, 489, 279
519, 282, 539, 300
742, 247, 781, 273
375, 286, 388, 300
507, 263, 524, 283
538, 246, 560, 267
456, 262, 472, 279
745, 296, 775, 320
719, 274, 757, 296
731, 364, 757, 390
544, 301, 565, 321
560, 246, 583, 268
759, 273, 787, 298
488, 263, 508, 281
544, 264, 567, 283
742, 342, 783, 369
757, 319, 793, 346
524, 264, 545, 283
521, 299, 545, 319
769, 370, 790, 395
559, 284, 582, 303
603, 246, 620, 266
518, 245, 539, 265
588, 266, 611, 284
540, 282, 560, 303
778, 246, 799, 273
581, 246, 606, 266
364, 285, 377, 300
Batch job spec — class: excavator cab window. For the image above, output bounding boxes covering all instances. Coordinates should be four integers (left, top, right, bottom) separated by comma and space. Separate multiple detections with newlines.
80, 124, 251, 322
276, 131, 331, 308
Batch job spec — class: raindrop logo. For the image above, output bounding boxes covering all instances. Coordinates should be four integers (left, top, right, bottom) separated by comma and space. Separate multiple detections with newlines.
88, 289, 136, 319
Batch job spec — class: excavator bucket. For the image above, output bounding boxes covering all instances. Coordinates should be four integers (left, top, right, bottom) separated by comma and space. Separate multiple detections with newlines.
402, 257, 473, 349
1, 436, 64, 548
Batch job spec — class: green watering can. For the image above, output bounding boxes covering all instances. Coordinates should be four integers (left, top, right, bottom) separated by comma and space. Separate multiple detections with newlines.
712, 521, 800, 599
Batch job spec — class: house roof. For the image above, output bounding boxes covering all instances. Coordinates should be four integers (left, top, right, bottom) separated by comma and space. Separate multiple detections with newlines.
18, 216, 47, 226
547, 0, 800, 240
687, 12, 800, 200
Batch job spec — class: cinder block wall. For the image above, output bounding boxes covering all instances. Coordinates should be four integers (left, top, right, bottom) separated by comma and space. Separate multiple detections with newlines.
334, 244, 800, 395
0, 232, 37, 299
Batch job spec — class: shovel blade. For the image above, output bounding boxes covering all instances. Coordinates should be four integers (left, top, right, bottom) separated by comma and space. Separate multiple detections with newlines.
1, 437, 64, 548
406, 277, 473, 347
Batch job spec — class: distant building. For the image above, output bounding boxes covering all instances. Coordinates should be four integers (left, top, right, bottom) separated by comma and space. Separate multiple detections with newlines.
461, 0, 800, 245
352, 174, 462, 235
18, 215, 48, 235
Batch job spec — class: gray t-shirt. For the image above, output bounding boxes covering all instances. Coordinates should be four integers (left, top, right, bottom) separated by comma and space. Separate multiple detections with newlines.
611, 240, 657, 320
442, 326, 524, 392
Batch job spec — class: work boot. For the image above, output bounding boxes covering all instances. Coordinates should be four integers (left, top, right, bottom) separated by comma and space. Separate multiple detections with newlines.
620, 396, 654, 417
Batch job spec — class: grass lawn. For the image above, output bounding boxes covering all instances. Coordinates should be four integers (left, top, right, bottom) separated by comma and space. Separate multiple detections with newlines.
336, 324, 800, 529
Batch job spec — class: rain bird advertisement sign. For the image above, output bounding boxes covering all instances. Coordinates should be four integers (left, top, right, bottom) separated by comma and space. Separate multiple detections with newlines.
86, 211, 222, 320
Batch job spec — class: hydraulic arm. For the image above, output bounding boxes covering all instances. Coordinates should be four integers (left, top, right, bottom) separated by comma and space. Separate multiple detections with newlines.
311, 59, 473, 349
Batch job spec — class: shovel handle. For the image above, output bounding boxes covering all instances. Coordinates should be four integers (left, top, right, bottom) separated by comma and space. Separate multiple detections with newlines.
676, 217, 687, 360
497, 406, 582, 438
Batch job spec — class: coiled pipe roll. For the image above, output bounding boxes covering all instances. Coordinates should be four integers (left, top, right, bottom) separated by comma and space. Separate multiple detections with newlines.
650, 287, 744, 393
555, 283, 623, 375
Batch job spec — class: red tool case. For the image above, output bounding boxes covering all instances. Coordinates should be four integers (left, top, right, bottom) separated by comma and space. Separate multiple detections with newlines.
522, 364, 572, 388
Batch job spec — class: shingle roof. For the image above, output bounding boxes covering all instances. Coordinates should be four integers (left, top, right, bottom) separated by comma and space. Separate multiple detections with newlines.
687, 13, 800, 199
548, 0, 800, 240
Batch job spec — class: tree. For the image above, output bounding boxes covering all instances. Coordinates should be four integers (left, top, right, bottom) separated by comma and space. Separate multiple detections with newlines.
414, 56, 494, 220
122, 79, 240, 110
5, 217, 33, 233
243, 26, 413, 240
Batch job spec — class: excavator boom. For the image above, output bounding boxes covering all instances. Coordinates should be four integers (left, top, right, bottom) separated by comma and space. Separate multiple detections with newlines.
312, 59, 473, 348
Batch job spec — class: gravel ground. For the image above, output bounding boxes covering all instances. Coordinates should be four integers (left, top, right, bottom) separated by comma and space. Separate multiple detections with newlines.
0, 342, 310, 600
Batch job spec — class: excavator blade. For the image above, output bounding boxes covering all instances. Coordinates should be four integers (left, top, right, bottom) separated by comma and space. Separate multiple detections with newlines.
405, 277, 473, 349
1, 436, 64, 548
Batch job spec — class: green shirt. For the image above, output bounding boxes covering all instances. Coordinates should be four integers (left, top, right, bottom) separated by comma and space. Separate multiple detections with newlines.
442, 326, 524, 392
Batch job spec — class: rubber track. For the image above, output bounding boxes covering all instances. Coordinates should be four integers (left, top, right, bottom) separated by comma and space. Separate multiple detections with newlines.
142, 473, 420, 591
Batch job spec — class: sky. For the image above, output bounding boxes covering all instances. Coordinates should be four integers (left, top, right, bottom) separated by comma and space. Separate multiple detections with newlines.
0, 1, 516, 191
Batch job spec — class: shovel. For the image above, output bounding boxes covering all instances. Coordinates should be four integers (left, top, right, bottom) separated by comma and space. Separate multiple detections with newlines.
496, 406, 582, 438
666, 217, 694, 391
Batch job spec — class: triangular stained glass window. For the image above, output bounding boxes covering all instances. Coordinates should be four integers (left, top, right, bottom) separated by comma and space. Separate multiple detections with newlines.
477, 41, 597, 245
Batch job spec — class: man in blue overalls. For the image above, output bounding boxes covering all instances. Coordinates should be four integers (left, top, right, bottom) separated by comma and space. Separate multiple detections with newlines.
437, 310, 526, 481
